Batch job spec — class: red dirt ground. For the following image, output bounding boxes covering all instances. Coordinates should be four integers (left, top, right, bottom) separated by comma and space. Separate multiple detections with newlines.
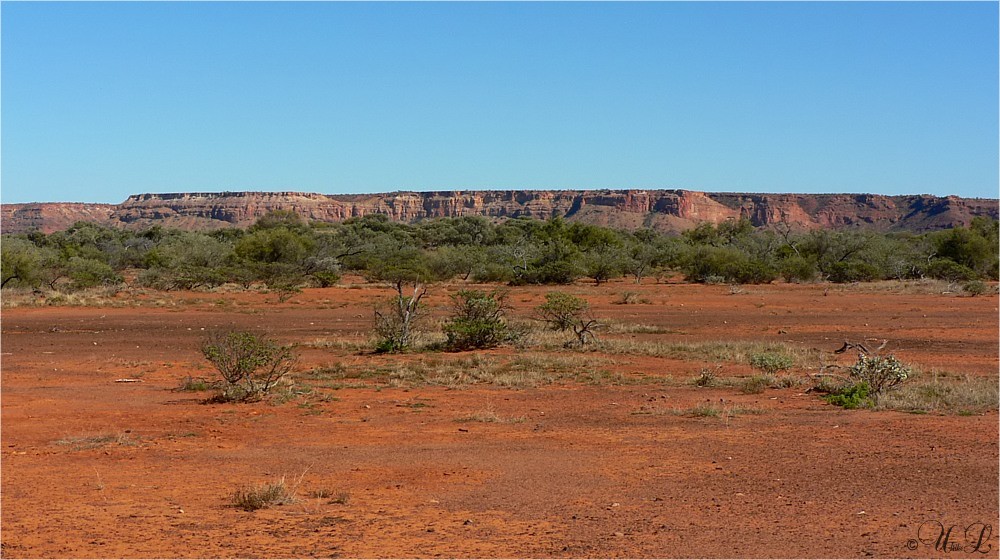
2, 279, 997, 558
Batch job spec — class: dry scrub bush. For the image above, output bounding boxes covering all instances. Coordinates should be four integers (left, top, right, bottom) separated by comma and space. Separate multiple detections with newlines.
848, 354, 910, 406
201, 330, 296, 402
373, 284, 426, 353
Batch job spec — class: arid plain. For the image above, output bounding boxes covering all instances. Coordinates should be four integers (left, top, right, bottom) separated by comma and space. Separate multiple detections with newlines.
2, 278, 997, 558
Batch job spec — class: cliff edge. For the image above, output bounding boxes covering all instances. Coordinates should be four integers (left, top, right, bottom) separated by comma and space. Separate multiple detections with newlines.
2, 189, 997, 234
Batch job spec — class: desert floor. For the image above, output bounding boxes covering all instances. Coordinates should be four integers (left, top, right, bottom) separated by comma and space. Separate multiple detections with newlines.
2, 278, 997, 558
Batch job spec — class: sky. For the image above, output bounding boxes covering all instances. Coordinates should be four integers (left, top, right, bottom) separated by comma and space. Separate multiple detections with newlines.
1, 2, 997, 204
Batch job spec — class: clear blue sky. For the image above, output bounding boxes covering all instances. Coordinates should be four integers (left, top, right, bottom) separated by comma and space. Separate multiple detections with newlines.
2, 2, 997, 204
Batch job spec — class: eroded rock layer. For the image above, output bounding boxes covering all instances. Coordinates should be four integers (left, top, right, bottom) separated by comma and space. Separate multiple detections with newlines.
2, 189, 997, 234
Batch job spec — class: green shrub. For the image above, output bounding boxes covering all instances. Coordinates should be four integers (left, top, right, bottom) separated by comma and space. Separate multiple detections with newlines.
309, 270, 341, 288
778, 255, 818, 283
740, 375, 773, 394
683, 246, 777, 285
826, 382, 871, 409
963, 280, 988, 296
67, 257, 121, 290
748, 351, 794, 374
201, 330, 296, 402
471, 261, 513, 284
826, 261, 881, 283
848, 354, 911, 405
443, 289, 518, 350
925, 259, 978, 282
521, 259, 584, 285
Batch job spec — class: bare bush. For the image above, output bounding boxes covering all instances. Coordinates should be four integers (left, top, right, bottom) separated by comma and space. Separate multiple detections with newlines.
373, 283, 426, 353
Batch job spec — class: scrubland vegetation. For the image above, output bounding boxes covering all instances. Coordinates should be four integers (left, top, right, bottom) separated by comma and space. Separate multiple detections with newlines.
4, 211, 996, 414
2, 211, 997, 298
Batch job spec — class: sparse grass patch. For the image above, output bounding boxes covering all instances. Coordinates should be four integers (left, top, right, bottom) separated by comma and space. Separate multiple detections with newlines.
670, 403, 765, 419
740, 375, 773, 394
828, 279, 959, 295
299, 364, 350, 381
230, 478, 296, 511
307, 488, 348, 503
298, 337, 367, 352
748, 351, 795, 374
55, 431, 139, 451
876, 374, 998, 414
604, 322, 677, 335
687, 404, 722, 417
0, 285, 133, 309
810, 374, 846, 394
612, 291, 651, 305
311, 353, 624, 388
573, 339, 818, 368
177, 376, 213, 392
457, 402, 526, 424
739, 373, 803, 394
328, 491, 350, 505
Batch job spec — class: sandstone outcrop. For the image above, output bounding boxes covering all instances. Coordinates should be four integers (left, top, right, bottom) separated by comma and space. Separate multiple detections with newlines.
2, 189, 996, 234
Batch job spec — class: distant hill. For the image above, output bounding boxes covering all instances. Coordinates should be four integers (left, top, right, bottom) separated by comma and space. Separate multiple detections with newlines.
2, 189, 997, 234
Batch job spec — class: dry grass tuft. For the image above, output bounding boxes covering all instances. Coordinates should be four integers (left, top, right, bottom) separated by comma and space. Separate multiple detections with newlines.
55, 431, 140, 450
457, 401, 526, 424
230, 478, 296, 511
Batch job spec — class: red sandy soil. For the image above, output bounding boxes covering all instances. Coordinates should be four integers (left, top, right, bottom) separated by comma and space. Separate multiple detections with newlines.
2, 279, 997, 558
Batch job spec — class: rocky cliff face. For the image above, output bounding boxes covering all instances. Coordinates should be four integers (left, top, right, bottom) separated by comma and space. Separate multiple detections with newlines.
1, 203, 117, 235
2, 189, 997, 234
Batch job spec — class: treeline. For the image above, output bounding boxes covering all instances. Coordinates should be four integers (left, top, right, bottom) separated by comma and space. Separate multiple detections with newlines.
2, 211, 997, 293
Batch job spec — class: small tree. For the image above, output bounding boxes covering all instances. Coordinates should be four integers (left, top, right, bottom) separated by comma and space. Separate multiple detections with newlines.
1, 237, 42, 289
536, 291, 599, 346
201, 330, 296, 402
583, 245, 625, 285
536, 292, 589, 332
369, 248, 434, 353
443, 289, 517, 350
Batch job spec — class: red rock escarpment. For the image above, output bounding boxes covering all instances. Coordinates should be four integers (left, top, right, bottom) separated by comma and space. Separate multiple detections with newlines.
2, 190, 997, 234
